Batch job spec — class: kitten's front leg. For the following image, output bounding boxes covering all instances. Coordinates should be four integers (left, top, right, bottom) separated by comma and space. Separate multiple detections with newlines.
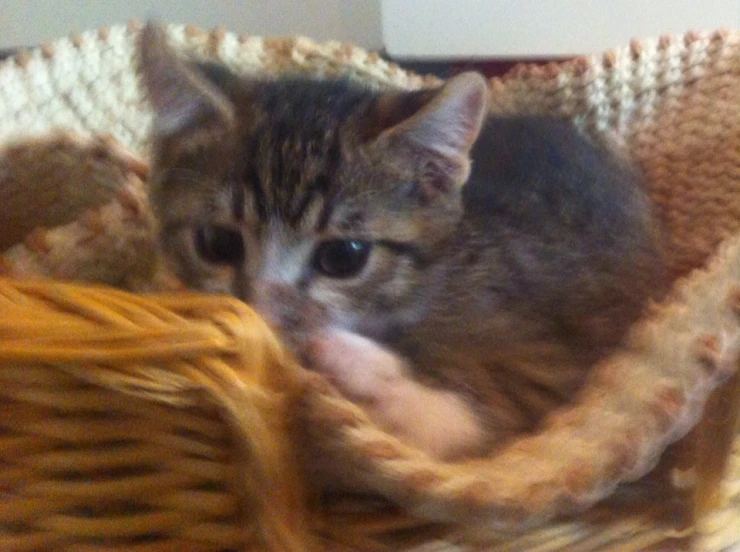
306, 329, 485, 461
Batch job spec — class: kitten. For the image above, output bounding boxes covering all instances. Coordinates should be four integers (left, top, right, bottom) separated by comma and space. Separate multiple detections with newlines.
138, 25, 665, 460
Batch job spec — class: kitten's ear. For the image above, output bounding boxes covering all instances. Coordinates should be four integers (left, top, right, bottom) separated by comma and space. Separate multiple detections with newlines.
137, 22, 235, 137
376, 72, 489, 200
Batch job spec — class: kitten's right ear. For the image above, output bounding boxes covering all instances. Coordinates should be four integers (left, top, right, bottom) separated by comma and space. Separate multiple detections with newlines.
371, 72, 488, 203
137, 22, 235, 137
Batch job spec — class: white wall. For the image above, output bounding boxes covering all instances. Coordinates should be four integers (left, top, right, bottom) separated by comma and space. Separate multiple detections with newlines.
0, 0, 383, 51
1, 1, 736, 59
383, 0, 740, 58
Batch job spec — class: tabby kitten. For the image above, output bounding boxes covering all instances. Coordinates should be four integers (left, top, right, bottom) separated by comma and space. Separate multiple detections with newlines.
138, 25, 664, 460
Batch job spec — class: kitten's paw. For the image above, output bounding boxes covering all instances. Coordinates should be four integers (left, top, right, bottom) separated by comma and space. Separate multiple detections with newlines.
306, 329, 485, 460
306, 329, 404, 403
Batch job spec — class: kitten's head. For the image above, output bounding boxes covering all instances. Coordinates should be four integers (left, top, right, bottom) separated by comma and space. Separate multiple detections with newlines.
137, 24, 488, 343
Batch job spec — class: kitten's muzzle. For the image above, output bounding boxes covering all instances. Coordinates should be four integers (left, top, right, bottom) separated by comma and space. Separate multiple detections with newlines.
252, 281, 328, 350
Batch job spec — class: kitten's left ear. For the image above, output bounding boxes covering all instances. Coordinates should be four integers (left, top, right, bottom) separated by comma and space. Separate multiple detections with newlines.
137, 22, 235, 138
376, 72, 489, 200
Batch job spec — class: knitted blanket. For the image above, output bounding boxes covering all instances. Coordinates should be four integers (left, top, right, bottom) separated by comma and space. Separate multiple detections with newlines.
0, 22, 739, 551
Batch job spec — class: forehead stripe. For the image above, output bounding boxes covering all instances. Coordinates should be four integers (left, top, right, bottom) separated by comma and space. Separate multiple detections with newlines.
315, 195, 336, 232
244, 162, 269, 220
231, 179, 244, 221
289, 189, 316, 227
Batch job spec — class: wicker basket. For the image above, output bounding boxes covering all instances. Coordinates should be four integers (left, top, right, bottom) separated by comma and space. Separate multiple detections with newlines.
0, 22, 739, 551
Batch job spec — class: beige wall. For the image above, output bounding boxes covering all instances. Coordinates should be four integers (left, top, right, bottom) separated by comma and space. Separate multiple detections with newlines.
0, 0, 383, 50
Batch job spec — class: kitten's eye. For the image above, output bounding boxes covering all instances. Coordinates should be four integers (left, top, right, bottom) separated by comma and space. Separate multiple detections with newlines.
313, 240, 372, 279
194, 225, 245, 264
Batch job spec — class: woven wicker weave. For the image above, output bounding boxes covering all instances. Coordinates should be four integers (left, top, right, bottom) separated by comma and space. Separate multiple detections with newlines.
0, 22, 739, 551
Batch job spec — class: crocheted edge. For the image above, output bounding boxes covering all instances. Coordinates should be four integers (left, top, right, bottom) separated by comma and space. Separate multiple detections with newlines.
0, 132, 168, 291
4, 20, 440, 90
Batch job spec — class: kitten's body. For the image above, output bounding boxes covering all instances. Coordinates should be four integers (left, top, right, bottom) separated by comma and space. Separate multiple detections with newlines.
139, 26, 664, 459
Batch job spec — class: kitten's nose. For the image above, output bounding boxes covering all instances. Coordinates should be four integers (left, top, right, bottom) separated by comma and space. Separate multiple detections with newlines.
251, 280, 327, 341
252, 281, 292, 329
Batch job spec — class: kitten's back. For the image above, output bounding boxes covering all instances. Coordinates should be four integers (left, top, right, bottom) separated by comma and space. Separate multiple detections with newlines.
438, 116, 663, 357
